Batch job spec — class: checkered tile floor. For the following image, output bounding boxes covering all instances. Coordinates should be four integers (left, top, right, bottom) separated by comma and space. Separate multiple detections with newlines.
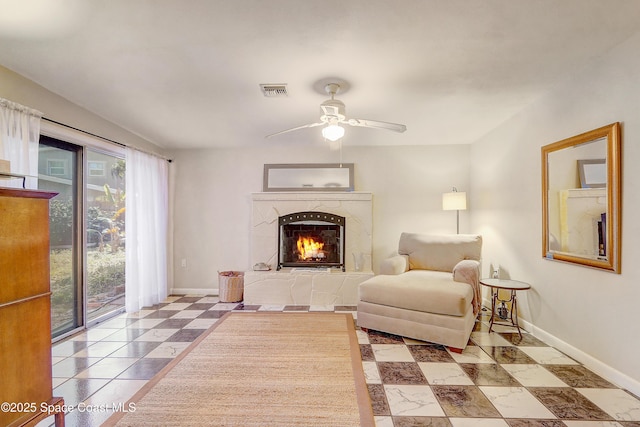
40, 296, 640, 426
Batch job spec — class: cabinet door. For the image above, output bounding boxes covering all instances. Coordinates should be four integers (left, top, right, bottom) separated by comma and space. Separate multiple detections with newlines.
0, 195, 51, 305
0, 293, 53, 426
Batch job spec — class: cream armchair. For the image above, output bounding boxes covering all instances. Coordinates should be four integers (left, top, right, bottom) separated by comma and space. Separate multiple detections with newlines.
357, 233, 482, 351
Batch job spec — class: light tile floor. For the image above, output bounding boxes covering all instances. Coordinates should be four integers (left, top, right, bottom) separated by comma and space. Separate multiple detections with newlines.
37, 295, 640, 427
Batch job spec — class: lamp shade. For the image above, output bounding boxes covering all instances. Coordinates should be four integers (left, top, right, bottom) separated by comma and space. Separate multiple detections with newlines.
322, 124, 345, 141
442, 191, 467, 211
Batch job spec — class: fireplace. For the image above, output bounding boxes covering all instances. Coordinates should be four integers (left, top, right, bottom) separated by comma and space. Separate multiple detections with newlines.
278, 211, 345, 271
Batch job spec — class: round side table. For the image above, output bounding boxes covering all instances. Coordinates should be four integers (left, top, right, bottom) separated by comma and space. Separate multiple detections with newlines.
480, 278, 531, 337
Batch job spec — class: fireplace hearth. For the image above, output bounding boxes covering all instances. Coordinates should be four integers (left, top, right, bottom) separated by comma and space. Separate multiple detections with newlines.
278, 211, 345, 271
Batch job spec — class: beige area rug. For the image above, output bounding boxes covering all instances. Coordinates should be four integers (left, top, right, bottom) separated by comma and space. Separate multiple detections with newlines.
103, 312, 374, 426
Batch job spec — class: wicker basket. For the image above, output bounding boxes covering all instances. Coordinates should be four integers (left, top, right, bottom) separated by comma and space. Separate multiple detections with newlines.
218, 271, 244, 303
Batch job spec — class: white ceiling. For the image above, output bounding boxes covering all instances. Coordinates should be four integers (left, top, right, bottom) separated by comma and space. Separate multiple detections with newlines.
1, 0, 640, 149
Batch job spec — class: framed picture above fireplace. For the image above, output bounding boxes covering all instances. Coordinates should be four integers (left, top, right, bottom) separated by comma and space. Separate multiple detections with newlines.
263, 163, 354, 192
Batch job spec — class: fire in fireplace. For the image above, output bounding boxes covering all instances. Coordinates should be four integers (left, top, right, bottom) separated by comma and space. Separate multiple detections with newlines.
278, 211, 345, 271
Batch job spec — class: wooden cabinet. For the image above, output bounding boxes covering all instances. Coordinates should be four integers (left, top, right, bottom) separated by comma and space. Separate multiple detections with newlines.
0, 188, 65, 427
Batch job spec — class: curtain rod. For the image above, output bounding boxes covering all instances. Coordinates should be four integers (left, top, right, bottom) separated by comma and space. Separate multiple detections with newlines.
42, 117, 172, 163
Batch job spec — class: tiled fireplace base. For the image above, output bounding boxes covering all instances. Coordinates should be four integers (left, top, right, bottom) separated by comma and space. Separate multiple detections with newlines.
244, 270, 374, 305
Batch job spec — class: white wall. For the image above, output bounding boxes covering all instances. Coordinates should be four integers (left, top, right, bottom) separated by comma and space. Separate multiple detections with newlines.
169, 143, 470, 291
0, 65, 161, 155
470, 32, 640, 391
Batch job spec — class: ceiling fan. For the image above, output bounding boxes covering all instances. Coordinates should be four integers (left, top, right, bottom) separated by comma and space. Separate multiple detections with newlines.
265, 82, 407, 141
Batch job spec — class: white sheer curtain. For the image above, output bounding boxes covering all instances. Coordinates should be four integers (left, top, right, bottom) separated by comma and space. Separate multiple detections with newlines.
125, 147, 169, 311
0, 98, 42, 189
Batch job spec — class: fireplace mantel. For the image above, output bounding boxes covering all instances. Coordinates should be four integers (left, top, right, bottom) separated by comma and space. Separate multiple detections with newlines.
252, 191, 372, 202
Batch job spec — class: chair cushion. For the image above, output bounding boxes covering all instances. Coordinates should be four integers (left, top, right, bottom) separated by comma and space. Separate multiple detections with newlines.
398, 233, 482, 272
358, 270, 474, 316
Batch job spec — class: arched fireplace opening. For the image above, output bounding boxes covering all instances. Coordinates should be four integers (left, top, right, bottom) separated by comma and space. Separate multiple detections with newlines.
277, 211, 345, 271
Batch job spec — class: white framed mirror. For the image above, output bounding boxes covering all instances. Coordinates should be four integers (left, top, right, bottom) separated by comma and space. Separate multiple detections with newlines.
263, 163, 354, 192
542, 122, 621, 273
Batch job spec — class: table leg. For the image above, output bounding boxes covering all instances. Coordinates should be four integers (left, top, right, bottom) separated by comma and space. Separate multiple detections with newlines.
488, 287, 497, 333
511, 289, 523, 338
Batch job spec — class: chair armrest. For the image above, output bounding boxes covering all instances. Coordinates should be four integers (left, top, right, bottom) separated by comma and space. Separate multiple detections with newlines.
380, 254, 409, 275
453, 259, 481, 314
453, 259, 480, 280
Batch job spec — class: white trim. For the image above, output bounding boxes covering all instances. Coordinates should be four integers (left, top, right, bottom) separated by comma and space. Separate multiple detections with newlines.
40, 120, 125, 156
87, 183, 104, 192
480, 296, 640, 397
527, 321, 640, 397
41, 120, 170, 162
251, 191, 372, 202
38, 174, 71, 185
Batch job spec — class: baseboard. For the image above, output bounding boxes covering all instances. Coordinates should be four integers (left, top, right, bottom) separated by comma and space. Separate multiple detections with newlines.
481, 297, 640, 396
527, 321, 640, 396
170, 287, 218, 296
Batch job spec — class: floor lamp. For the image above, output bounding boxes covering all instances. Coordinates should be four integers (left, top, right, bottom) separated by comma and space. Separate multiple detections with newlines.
442, 187, 467, 234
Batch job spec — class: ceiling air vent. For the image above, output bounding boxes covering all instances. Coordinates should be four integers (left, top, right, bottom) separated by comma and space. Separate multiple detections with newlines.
260, 83, 288, 97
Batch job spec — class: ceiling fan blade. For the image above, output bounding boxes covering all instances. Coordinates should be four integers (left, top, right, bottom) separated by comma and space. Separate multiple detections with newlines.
347, 118, 407, 133
265, 122, 324, 139
321, 105, 338, 116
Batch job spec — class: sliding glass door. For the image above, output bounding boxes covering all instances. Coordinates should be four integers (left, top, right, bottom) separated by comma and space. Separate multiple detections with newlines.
39, 137, 83, 336
39, 136, 126, 338
86, 150, 126, 323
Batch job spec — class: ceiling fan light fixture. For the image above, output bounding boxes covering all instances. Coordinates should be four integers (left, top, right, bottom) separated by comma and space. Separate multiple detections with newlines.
322, 124, 345, 141
264, 79, 407, 140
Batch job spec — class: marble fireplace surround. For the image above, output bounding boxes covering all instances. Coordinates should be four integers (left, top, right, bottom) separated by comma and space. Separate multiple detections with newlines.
246, 192, 374, 305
